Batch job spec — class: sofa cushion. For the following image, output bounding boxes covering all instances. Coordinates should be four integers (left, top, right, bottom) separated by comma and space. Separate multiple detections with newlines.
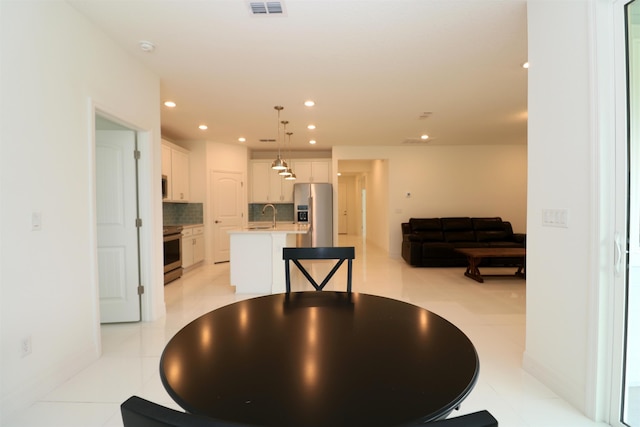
476, 230, 509, 242
472, 217, 504, 231
421, 242, 458, 259
408, 231, 444, 242
441, 217, 473, 231
445, 230, 476, 242
451, 241, 487, 248
409, 218, 442, 232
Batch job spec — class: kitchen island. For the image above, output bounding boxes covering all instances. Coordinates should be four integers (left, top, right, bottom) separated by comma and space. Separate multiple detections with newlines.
227, 223, 309, 294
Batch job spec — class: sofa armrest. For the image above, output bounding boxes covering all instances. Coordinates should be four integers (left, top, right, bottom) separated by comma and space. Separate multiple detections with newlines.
513, 233, 526, 245
401, 222, 412, 235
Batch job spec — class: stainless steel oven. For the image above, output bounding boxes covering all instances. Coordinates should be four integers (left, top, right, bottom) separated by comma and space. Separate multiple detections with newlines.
163, 225, 183, 284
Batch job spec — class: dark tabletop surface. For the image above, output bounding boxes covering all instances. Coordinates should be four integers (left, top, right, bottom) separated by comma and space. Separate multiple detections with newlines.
160, 292, 479, 427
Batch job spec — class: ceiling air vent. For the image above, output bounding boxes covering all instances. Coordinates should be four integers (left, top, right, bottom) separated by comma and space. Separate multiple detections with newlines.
259, 138, 277, 143
249, 2, 284, 15
401, 138, 434, 145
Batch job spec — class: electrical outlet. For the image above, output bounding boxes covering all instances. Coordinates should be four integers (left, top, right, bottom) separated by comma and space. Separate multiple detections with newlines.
21, 336, 32, 358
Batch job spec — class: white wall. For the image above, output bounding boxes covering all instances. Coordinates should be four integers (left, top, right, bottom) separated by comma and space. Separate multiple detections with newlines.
333, 144, 528, 257
0, 1, 162, 418
524, 0, 604, 418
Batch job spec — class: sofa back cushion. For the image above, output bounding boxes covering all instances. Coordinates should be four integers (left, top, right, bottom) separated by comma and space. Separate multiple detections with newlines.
472, 217, 513, 242
409, 218, 442, 232
408, 218, 444, 242
440, 218, 474, 242
441, 217, 473, 231
472, 217, 503, 230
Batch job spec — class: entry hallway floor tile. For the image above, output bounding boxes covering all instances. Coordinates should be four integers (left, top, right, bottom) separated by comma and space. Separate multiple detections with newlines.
5, 235, 609, 427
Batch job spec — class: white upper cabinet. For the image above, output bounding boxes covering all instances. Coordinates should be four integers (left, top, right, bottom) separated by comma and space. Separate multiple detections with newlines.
251, 161, 271, 202
292, 160, 331, 183
250, 160, 295, 203
162, 140, 190, 203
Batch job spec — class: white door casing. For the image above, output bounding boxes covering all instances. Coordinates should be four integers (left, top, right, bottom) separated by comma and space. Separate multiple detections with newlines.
211, 171, 243, 263
96, 130, 140, 323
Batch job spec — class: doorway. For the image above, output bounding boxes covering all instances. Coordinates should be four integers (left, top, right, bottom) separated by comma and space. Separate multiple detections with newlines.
95, 114, 142, 323
620, 2, 640, 424
612, 2, 640, 425
209, 170, 244, 263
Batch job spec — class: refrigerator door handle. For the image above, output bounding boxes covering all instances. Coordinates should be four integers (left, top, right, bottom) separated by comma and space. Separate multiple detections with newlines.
308, 196, 314, 230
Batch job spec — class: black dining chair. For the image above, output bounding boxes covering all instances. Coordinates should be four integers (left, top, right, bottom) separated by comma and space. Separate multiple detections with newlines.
283, 246, 355, 293
403, 410, 498, 426
121, 396, 250, 427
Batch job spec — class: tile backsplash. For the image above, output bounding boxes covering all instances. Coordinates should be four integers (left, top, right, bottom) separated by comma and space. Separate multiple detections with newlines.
163, 202, 294, 225
163, 203, 204, 225
249, 203, 294, 222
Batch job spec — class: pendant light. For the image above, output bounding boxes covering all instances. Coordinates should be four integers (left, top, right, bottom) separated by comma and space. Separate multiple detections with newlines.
284, 131, 297, 180
279, 125, 292, 177
271, 106, 288, 171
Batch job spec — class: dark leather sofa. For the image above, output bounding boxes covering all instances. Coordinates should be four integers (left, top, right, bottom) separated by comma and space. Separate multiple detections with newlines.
401, 217, 526, 267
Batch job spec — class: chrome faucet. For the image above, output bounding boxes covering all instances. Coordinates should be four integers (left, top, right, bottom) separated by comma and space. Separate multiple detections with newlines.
262, 203, 277, 228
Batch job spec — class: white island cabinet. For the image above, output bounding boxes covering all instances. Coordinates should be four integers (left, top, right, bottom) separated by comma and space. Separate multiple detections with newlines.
228, 224, 309, 294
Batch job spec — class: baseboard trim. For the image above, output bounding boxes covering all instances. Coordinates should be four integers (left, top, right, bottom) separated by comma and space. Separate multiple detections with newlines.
0, 343, 100, 423
522, 350, 588, 416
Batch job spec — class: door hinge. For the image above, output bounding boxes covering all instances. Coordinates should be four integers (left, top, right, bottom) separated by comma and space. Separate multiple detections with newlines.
133, 149, 141, 160
135, 218, 142, 227
137, 285, 144, 295
241, 181, 244, 188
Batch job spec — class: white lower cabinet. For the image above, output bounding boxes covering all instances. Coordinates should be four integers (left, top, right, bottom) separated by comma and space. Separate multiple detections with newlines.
182, 225, 204, 269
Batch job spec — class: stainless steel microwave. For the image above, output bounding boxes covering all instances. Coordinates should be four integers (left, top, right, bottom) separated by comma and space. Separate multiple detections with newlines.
162, 175, 168, 199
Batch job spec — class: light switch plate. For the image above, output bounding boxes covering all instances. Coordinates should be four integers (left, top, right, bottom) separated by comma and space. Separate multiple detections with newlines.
542, 208, 568, 228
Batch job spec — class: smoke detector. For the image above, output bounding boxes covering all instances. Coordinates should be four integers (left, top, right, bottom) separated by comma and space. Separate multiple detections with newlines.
139, 41, 156, 53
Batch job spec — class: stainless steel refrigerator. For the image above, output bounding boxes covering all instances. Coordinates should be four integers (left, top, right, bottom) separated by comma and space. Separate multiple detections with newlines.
294, 183, 333, 247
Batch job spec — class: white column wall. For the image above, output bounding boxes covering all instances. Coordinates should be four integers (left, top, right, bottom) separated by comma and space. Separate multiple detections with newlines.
0, 1, 161, 418
524, 0, 600, 417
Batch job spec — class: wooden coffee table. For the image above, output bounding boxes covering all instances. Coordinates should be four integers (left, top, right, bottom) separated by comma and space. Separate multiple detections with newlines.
455, 247, 526, 283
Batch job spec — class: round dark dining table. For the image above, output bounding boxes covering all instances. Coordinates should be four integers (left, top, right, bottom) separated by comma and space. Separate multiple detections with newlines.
160, 291, 479, 427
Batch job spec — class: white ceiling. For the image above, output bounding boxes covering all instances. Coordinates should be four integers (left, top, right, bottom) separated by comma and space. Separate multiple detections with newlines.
69, 0, 528, 151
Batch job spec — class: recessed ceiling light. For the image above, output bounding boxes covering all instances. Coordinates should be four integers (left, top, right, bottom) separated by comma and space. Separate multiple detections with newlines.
199, 125, 208, 130
307, 124, 316, 130
421, 134, 429, 140
304, 100, 315, 107
337, 172, 342, 176
309, 140, 316, 145
164, 101, 176, 108
522, 62, 529, 69
238, 137, 246, 142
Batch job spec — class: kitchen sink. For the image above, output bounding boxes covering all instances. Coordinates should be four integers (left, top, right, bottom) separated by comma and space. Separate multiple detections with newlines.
247, 225, 273, 230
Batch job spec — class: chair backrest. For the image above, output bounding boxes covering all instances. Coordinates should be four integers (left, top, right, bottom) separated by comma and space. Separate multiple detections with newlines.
121, 396, 248, 427
406, 410, 498, 427
283, 246, 355, 293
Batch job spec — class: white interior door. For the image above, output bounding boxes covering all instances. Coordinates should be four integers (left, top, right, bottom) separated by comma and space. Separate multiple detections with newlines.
96, 130, 140, 323
338, 182, 347, 234
211, 171, 243, 263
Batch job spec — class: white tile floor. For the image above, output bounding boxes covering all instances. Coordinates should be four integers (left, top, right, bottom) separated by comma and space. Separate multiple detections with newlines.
5, 235, 610, 427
